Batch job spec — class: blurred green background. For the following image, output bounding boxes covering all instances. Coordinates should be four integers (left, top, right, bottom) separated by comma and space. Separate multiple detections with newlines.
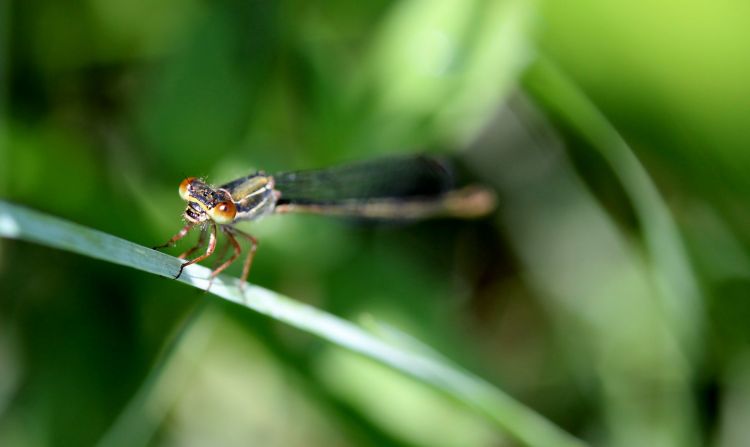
1, 0, 749, 446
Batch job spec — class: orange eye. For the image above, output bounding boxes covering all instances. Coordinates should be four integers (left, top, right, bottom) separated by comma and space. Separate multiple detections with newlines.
179, 177, 197, 201
209, 200, 237, 224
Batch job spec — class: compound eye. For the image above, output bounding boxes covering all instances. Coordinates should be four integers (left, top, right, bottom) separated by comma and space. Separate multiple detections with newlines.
209, 200, 237, 224
179, 177, 197, 201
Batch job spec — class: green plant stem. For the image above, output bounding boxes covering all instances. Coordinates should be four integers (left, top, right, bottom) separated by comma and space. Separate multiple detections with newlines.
0, 200, 586, 447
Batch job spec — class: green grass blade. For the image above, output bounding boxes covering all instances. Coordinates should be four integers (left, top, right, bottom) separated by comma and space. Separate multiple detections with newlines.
522, 57, 703, 356
0, 200, 586, 447
521, 57, 703, 446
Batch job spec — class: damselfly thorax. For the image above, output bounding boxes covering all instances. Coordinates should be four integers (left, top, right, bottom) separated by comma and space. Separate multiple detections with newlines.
155, 155, 497, 287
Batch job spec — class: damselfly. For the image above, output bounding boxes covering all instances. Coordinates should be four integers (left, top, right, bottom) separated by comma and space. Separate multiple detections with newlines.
155, 155, 496, 285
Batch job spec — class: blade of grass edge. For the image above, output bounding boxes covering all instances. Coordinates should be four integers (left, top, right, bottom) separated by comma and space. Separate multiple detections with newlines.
0, 200, 586, 447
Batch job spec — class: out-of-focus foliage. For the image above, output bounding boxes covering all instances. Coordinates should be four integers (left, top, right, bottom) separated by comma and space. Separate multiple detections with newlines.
1, 0, 749, 446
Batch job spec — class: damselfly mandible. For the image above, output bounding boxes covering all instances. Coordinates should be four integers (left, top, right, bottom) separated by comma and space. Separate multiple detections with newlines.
155, 155, 496, 285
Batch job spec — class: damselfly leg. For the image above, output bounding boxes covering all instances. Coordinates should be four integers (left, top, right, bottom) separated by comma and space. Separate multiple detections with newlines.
201, 231, 234, 290
228, 226, 259, 287
174, 221, 218, 279
177, 226, 207, 259
202, 227, 258, 290
154, 220, 258, 285
209, 235, 232, 272
210, 228, 241, 278
152, 223, 193, 250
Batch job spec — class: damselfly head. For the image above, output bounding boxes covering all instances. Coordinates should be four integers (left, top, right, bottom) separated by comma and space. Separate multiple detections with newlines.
178, 178, 237, 225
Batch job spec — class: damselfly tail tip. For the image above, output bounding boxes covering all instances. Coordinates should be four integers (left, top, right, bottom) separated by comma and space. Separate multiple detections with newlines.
442, 186, 497, 219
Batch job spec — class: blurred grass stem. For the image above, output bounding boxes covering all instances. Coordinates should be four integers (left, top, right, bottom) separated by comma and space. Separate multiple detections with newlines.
0, 0, 9, 197
523, 56, 702, 359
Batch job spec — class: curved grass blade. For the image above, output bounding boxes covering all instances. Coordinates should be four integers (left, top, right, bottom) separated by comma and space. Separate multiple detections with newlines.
0, 200, 586, 447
